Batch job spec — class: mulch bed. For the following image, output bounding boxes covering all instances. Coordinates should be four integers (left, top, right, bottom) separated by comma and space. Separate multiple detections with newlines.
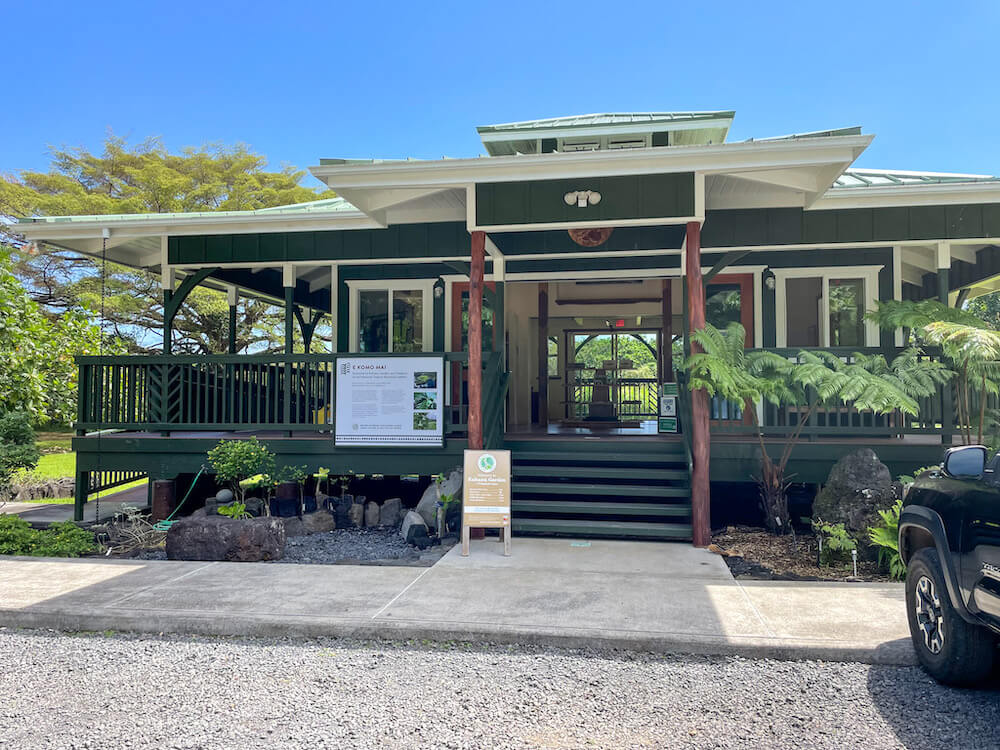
711, 525, 889, 582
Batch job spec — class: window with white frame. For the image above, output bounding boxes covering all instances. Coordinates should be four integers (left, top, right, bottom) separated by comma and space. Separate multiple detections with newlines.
775, 267, 880, 348
350, 282, 434, 353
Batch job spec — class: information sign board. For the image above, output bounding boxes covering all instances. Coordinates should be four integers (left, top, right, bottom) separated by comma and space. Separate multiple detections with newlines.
334, 356, 444, 446
462, 449, 512, 556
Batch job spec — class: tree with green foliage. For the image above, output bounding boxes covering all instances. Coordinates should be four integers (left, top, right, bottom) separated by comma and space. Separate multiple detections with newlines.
1, 134, 335, 354
0, 412, 40, 501
868, 299, 1000, 445
684, 322, 951, 534
0, 250, 108, 425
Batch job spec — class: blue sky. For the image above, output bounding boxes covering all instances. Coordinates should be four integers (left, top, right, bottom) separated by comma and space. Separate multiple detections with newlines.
4, 0, 998, 188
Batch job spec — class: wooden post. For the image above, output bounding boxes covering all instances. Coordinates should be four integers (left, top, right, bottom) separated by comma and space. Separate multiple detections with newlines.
938, 255, 953, 445
468, 231, 485, 450
661, 279, 673, 381
162, 288, 173, 355
686, 221, 711, 547
227, 287, 238, 354
73, 470, 89, 522
283, 285, 295, 432
537, 283, 549, 427
151, 479, 176, 522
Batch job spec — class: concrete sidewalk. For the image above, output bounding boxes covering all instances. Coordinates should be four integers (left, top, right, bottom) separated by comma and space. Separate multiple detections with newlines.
0, 538, 916, 665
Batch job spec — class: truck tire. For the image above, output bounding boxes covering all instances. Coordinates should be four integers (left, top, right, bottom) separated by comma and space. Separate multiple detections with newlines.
906, 547, 996, 686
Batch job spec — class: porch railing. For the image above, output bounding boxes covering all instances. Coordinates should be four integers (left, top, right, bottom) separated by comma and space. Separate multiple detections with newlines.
700, 347, 950, 440
76, 352, 505, 439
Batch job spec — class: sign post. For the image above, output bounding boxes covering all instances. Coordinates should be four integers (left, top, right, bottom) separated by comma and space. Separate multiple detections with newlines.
462, 449, 512, 556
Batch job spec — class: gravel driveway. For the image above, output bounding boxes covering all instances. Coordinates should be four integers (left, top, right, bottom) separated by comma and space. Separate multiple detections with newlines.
1, 628, 997, 749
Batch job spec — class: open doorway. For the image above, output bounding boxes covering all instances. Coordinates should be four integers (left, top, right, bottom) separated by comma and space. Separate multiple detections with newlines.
564, 328, 661, 426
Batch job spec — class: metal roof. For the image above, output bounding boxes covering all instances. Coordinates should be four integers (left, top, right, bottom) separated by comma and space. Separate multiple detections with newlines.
16, 196, 358, 225
476, 111, 735, 134
831, 168, 1000, 189
742, 126, 863, 142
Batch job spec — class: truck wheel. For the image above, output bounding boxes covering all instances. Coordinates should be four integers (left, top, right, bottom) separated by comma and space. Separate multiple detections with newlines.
906, 547, 996, 687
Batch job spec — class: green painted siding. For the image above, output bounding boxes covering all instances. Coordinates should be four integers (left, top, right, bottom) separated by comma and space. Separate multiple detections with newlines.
702, 204, 1000, 247
475, 173, 695, 227
170, 222, 471, 264
490, 224, 685, 255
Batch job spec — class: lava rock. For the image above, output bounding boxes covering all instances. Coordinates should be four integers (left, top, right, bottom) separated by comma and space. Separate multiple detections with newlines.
812, 448, 896, 548
379, 498, 403, 527
282, 510, 336, 537
165, 515, 286, 561
400, 510, 428, 544
215, 488, 234, 503
415, 467, 462, 527
407, 525, 432, 550
364, 501, 380, 527
347, 503, 364, 528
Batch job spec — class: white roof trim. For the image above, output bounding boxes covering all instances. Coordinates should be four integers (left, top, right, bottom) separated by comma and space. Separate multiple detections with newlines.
812, 181, 1000, 210
310, 135, 874, 190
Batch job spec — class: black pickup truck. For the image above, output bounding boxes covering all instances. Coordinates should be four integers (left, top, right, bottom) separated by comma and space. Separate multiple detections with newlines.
900, 445, 1000, 686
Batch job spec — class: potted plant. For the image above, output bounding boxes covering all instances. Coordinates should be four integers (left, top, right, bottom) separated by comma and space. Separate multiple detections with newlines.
272, 464, 307, 517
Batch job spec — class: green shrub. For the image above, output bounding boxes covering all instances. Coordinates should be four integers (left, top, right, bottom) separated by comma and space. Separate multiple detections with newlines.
217, 502, 250, 520
0, 412, 40, 498
207, 437, 276, 500
814, 520, 857, 566
0, 516, 97, 557
868, 499, 906, 580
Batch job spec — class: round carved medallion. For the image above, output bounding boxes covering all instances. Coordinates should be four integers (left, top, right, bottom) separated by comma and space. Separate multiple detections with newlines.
567, 227, 614, 247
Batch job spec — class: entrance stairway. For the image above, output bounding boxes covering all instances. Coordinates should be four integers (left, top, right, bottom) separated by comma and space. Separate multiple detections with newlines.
506, 439, 692, 541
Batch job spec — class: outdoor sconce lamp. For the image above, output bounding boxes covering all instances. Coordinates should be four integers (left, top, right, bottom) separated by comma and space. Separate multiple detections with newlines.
564, 190, 602, 208
764, 269, 776, 291
433, 284, 444, 298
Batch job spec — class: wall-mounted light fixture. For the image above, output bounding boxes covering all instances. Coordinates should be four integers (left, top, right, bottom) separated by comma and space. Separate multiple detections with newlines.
564, 190, 602, 208
763, 268, 776, 291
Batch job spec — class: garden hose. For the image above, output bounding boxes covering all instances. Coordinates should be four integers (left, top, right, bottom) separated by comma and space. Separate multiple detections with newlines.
153, 466, 207, 532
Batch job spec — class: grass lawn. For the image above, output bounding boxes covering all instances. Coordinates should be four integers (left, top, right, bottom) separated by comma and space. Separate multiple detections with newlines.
14, 431, 147, 503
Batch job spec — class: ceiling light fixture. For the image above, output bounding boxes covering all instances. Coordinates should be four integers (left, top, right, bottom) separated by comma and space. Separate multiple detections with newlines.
563, 190, 602, 208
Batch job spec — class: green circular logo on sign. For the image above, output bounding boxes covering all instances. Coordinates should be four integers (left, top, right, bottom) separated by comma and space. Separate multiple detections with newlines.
478, 454, 496, 473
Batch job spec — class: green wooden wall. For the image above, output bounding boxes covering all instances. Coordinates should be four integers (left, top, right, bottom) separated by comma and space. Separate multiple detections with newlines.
702, 204, 1000, 247
170, 222, 470, 264
475, 173, 695, 227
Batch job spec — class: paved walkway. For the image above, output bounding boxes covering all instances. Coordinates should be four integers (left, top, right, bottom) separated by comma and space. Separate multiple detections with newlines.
2, 485, 148, 525
0, 538, 916, 664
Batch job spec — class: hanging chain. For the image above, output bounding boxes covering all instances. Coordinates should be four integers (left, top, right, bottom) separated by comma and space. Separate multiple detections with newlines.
95, 233, 108, 525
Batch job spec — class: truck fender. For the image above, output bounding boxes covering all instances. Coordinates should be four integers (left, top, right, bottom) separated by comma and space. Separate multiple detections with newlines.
899, 505, 977, 624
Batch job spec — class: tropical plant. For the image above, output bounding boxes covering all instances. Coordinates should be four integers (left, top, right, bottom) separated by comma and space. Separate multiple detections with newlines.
684, 322, 951, 534
868, 499, 906, 580
868, 299, 1000, 445
897, 465, 940, 485
313, 466, 331, 496
207, 437, 276, 503
217, 502, 251, 520
814, 520, 857, 566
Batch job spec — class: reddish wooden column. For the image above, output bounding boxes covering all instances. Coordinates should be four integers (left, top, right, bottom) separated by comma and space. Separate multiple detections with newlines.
468, 230, 485, 450
685, 221, 711, 547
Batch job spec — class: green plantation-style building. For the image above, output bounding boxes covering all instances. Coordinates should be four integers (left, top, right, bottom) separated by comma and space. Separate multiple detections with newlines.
16, 110, 1000, 544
